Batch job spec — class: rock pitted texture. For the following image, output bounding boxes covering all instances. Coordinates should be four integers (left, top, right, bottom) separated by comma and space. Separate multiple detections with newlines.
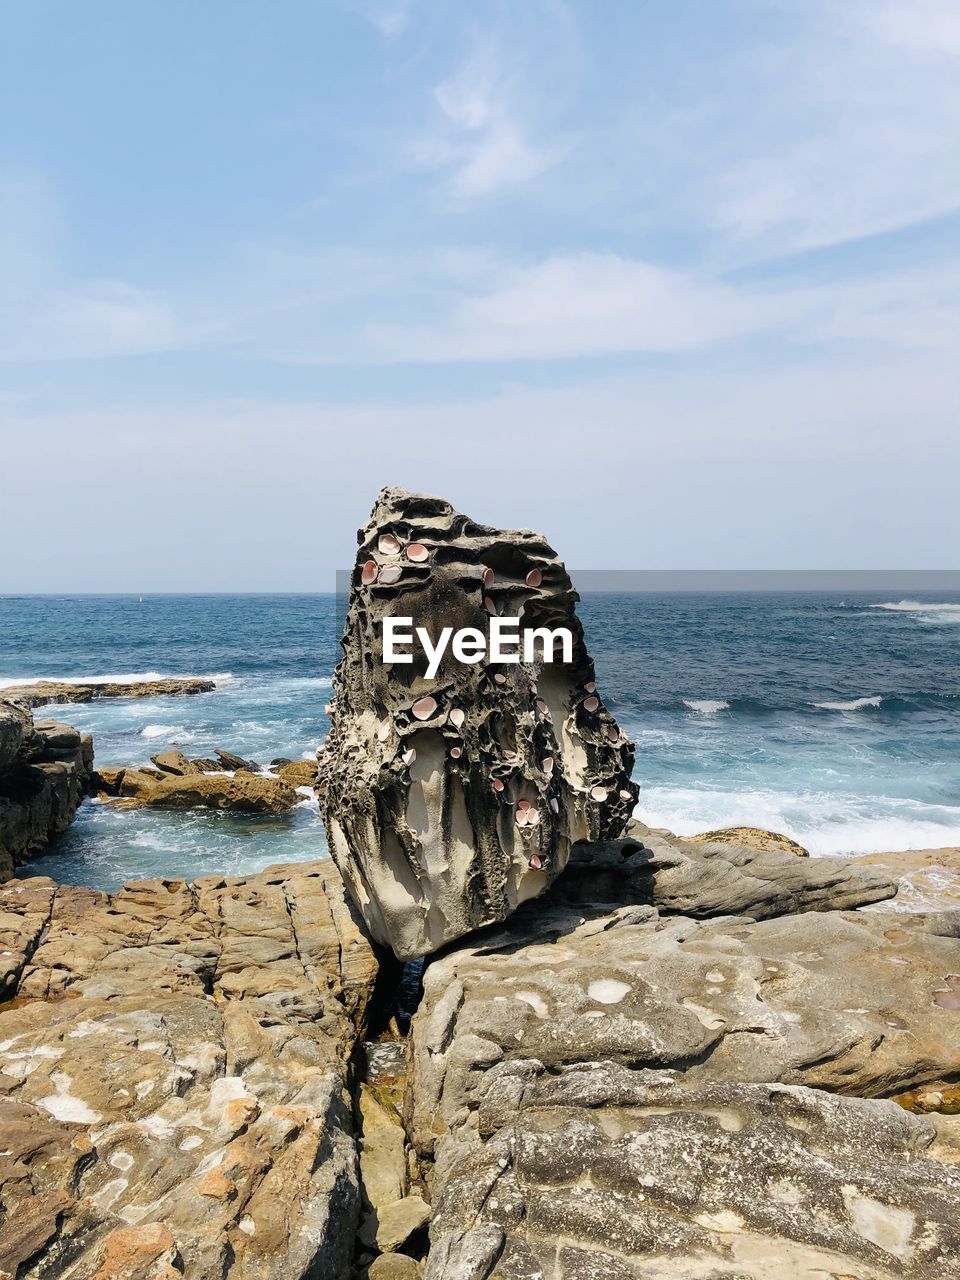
317, 487, 638, 959
8, 677, 216, 708
0, 700, 92, 882
423, 1066, 960, 1279
0, 859, 390, 1279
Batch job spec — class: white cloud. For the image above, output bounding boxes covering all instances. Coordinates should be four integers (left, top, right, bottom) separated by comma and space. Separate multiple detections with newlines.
3, 344, 957, 587
365, 252, 771, 360
707, 0, 960, 256
350, 250, 959, 365
0, 281, 181, 362
411, 24, 569, 199
862, 0, 960, 56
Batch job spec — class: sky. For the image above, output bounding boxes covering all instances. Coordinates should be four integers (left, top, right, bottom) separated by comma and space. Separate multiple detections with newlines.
1, 0, 958, 590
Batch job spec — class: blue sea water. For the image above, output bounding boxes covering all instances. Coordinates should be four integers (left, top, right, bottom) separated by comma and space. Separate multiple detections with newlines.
2, 592, 959, 891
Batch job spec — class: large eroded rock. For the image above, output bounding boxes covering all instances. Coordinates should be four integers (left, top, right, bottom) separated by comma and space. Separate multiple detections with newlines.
0, 859, 391, 1279
317, 487, 637, 959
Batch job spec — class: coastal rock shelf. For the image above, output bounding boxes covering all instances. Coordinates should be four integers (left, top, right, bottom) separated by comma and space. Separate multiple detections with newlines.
423, 1069, 960, 1280
0, 859, 391, 1279
6, 677, 217, 707
406, 824, 960, 1278
0, 700, 92, 882
317, 487, 638, 959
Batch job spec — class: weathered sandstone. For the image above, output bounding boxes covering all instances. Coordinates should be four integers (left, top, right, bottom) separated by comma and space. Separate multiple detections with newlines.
317, 487, 637, 960
689, 823, 809, 857
7, 677, 216, 708
557, 819, 897, 920
423, 1066, 960, 1279
405, 824, 960, 1278
0, 858, 392, 1279
406, 901, 960, 1171
0, 701, 92, 883
92, 767, 298, 814
855, 847, 960, 914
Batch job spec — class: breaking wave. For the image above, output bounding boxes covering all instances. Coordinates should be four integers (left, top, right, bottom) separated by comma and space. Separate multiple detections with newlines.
872, 601, 960, 622
813, 696, 883, 712
682, 699, 730, 715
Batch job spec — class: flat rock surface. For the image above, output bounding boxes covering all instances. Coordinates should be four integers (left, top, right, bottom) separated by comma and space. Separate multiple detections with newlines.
407, 902, 960, 1167
423, 1064, 960, 1279
854, 848, 960, 914
407, 837, 960, 1279
7, 678, 216, 707
0, 858, 388, 1280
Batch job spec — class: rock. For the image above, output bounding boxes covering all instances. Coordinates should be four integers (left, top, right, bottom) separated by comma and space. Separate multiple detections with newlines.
359, 1083, 408, 1215
405, 902, 960, 1167
0, 703, 92, 882
317, 487, 638, 960
854, 847, 960, 914
422, 1064, 960, 1279
895, 1083, 960, 1115
151, 750, 203, 776
109, 771, 298, 814
367, 1255, 423, 1280
556, 821, 897, 919
9, 677, 216, 707
0, 858, 392, 1278
91, 765, 127, 795
362, 1195, 432, 1254
275, 759, 318, 789
214, 748, 261, 773
690, 824, 809, 857
0, 700, 38, 769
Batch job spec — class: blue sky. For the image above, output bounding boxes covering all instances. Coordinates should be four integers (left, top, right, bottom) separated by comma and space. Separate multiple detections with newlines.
1, 0, 958, 589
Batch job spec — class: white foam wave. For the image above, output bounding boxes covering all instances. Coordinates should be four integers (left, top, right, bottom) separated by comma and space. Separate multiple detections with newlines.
140, 724, 182, 739
872, 600, 960, 620
637, 785, 960, 857
813, 696, 882, 712
683, 699, 729, 715
0, 671, 234, 688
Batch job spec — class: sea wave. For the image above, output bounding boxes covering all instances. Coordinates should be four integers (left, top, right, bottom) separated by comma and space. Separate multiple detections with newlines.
682, 699, 730, 715
813, 696, 883, 712
637, 786, 960, 857
140, 723, 186, 739
872, 600, 960, 621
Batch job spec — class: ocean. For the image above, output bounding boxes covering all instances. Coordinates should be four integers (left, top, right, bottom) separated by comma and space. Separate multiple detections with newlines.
2, 592, 959, 891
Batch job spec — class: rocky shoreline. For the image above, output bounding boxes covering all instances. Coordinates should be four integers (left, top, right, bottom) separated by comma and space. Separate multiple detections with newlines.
5, 678, 217, 708
1, 821, 958, 1278
1, 491, 958, 1278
